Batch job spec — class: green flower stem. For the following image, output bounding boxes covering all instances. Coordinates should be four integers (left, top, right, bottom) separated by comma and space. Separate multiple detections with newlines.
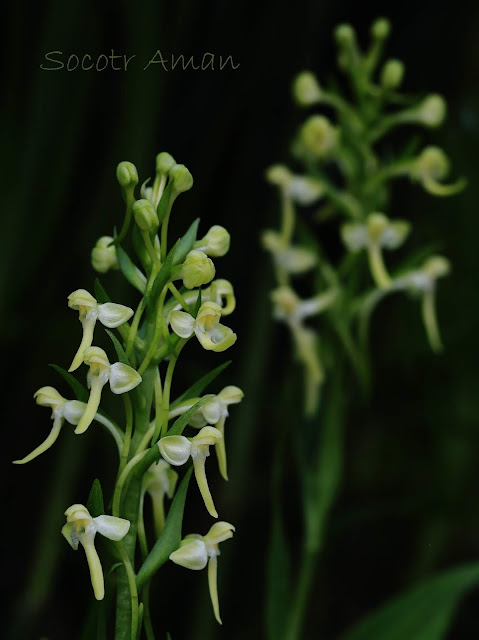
141, 231, 162, 268
422, 288, 442, 353
94, 412, 124, 457
152, 367, 163, 445
137, 490, 149, 559
136, 425, 155, 455
286, 369, 344, 639
119, 394, 134, 476
137, 286, 169, 376
126, 299, 147, 359
151, 173, 167, 209
160, 204, 172, 261
280, 194, 295, 246
141, 584, 156, 640
118, 190, 136, 244
367, 242, 391, 289
160, 339, 187, 438
113, 450, 149, 518
167, 282, 191, 311
117, 541, 139, 640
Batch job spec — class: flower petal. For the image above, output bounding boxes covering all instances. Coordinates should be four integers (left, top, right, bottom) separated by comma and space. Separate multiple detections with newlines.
109, 363, 142, 394
170, 311, 195, 338
170, 538, 208, 570
61, 522, 79, 550
93, 515, 131, 541
159, 436, 192, 466
202, 399, 222, 425
204, 521, 235, 545
98, 302, 134, 328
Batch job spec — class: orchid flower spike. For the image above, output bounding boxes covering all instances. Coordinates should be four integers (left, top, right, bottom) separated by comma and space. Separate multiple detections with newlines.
159, 426, 222, 517
62, 504, 130, 600
262, 230, 317, 275
169, 387, 244, 480
341, 212, 410, 289
75, 347, 141, 435
170, 301, 237, 352
409, 147, 466, 197
68, 289, 134, 372
143, 459, 178, 537
169, 521, 235, 624
194, 225, 231, 257
405, 255, 451, 353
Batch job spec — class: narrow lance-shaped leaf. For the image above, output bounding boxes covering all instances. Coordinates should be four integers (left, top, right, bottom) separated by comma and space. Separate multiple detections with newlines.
49, 363, 89, 402
94, 278, 112, 304
116, 243, 147, 294
149, 239, 180, 306
340, 562, 479, 640
173, 218, 200, 266
166, 396, 215, 437
105, 329, 131, 366
136, 467, 193, 591
87, 478, 105, 518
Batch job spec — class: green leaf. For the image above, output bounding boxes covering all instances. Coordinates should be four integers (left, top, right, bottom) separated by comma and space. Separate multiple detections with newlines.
174, 218, 200, 265
170, 361, 231, 410
105, 329, 130, 366
116, 244, 147, 294
192, 289, 202, 318
107, 562, 123, 577
49, 364, 88, 402
149, 239, 180, 306
340, 562, 479, 640
87, 478, 105, 517
166, 396, 215, 437
94, 278, 111, 304
156, 181, 175, 225
266, 509, 291, 640
136, 467, 193, 591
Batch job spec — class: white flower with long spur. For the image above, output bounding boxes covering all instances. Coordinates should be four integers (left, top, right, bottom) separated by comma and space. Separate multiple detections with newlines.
169, 521, 235, 624
62, 504, 130, 600
68, 289, 133, 371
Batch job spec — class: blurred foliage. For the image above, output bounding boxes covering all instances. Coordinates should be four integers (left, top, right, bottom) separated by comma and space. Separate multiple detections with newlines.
3, 0, 479, 639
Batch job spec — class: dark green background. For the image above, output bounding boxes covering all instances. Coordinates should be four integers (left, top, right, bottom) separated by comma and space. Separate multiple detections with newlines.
3, 0, 479, 638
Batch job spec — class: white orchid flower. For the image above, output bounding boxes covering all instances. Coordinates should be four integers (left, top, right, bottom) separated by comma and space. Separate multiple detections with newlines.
169, 521, 235, 624
262, 230, 317, 275
159, 426, 222, 517
68, 289, 134, 372
170, 301, 237, 352
168, 386, 244, 480
194, 225, 231, 257
13, 387, 124, 465
341, 212, 410, 289
75, 347, 141, 435
62, 504, 130, 600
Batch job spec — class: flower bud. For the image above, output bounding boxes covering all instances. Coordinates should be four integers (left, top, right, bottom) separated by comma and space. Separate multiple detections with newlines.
415, 94, 446, 128
170, 164, 194, 193
156, 152, 176, 174
293, 71, 322, 106
197, 225, 231, 257
91, 236, 119, 273
300, 116, 339, 158
265, 165, 293, 188
182, 250, 216, 289
116, 161, 139, 188
335, 23, 355, 47
371, 17, 390, 40
133, 199, 159, 232
413, 146, 449, 182
380, 59, 404, 90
